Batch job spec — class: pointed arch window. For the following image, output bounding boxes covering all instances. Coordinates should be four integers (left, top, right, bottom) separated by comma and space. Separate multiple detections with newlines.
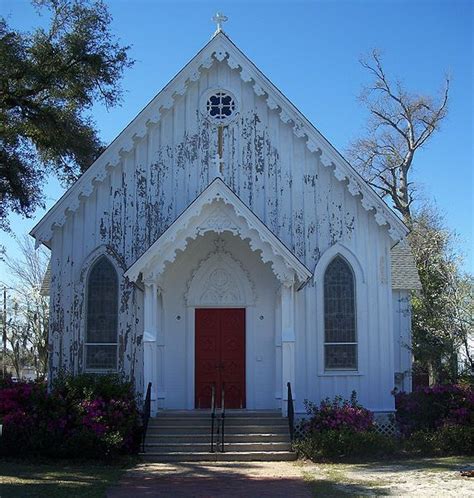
324, 256, 357, 370
85, 256, 118, 371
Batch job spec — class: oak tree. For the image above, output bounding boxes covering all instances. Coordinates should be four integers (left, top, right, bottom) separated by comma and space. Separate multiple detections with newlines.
0, 0, 133, 230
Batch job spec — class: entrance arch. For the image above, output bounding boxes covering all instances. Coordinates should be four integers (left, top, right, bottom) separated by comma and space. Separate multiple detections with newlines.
125, 179, 313, 414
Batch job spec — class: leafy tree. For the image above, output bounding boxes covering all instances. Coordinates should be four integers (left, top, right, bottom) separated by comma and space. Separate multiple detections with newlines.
0, 0, 133, 231
348, 50, 449, 223
410, 206, 473, 383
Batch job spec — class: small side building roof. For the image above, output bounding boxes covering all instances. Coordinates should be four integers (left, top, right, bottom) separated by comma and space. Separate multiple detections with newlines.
391, 243, 422, 290
40, 262, 51, 297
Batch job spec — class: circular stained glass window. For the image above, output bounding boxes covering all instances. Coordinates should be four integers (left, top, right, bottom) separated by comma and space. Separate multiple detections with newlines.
206, 91, 236, 121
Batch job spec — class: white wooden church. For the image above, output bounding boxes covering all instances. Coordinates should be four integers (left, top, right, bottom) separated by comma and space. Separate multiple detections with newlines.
32, 20, 420, 420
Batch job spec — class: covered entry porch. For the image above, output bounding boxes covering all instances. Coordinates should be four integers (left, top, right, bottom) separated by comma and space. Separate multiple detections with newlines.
125, 179, 312, 415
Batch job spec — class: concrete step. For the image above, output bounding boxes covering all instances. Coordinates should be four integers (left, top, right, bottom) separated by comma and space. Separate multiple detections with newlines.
146, 425, 290, 435
148, 417, 287, 427
143, 412, 294, 462
145, 433, 290, 443
155, 410, 281, 418
144, 442, 292, 452
140, 451, 297, 462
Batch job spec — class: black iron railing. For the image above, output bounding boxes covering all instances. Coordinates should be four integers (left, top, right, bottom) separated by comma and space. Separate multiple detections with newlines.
287, 381, 294, 442
209, 383, 227, 453
142, 382, 152, 451
220, 382, 226, 452
210, 383, 216, 453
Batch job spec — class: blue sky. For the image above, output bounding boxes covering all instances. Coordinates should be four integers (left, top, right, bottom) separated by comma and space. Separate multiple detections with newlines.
1, 0, 473, 276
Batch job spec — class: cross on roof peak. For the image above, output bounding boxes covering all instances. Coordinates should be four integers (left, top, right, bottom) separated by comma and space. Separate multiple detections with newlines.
212, 12, 228, 36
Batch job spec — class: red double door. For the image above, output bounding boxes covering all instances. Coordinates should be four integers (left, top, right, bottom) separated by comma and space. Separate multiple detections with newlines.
195, 308, 246, 409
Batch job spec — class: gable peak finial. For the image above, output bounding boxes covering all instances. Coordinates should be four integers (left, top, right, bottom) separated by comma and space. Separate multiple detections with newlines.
212, 12, 228, 36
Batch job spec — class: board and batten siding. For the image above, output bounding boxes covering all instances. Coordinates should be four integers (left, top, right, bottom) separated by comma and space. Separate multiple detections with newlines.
47, 59, 396, 411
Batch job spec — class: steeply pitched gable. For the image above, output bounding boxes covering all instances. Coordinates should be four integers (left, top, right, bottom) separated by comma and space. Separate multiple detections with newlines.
31, 31, 408, 248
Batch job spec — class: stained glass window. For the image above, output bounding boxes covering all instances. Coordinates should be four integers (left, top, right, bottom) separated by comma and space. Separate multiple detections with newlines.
206, 91, 236, 120
85, 257, 118, 371
324, 256, 357, 370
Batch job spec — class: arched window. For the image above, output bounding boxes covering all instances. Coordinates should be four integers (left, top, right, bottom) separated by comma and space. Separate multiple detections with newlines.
85, 256, 118, 371
324, 256, 357, 370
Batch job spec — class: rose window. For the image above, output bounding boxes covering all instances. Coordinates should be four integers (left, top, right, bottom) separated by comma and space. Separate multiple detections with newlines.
206, 91, 236, 121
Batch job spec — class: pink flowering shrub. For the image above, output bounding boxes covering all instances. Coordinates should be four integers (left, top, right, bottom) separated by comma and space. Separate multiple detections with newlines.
394, 384, 474, 436
0, 374, 142, 458
294, 392, 396, 460
294, 387, 474, 460
303, 391, 375, 433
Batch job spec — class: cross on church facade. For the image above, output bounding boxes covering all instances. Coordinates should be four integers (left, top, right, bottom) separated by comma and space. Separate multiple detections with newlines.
212, 12, 228, 36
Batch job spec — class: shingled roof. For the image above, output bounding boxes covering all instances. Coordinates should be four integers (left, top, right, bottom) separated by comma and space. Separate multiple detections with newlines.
391, 243, 422, 290
40, 262, 51, 297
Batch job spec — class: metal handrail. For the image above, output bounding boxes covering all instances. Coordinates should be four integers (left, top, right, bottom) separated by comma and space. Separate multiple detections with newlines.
220, 382, 226, 452
210, 383, 216, 453
287, 382, 294, 442
142, 382, 152, 451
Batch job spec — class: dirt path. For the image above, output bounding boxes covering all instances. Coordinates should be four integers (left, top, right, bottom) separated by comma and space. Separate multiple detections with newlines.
107, 457, 473, 497
107, 461, 311, 497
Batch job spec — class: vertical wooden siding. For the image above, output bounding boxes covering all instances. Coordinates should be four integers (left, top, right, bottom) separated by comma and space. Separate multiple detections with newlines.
48, 61, 395, 410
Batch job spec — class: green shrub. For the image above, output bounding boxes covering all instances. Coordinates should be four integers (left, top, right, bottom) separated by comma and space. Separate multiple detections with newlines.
294, 429, 397, 460
52, 372, 136, 402
404, 426, 474, 456
295, 393, 397, 461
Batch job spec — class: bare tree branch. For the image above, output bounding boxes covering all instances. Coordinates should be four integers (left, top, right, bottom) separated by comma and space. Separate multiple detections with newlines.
1, 235, 49, 378
348, 50, 449, 222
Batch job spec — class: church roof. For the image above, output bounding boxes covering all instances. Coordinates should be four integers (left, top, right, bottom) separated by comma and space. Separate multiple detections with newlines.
30, 31, 408, 248
391, 243, 422, 290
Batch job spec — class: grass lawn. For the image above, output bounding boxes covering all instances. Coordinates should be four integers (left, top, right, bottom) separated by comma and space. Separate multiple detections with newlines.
0, 457, 136, 498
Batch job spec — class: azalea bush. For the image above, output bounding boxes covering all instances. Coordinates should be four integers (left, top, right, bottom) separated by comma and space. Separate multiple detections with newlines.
294, 428, 396, 460
294, 392, 396, 460
302, 391, 374, 433
294, 386, 474, 461
394, 384, 474, 456
0, 374, 142, 458
394, 384, 474, 435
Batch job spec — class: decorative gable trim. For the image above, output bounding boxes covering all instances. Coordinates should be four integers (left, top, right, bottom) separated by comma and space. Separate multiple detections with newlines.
215, 36, 408, 243
124, 178, 312, 287
185, 242, 257, 307
30, 37, 219, 248
31, 32, 408, 248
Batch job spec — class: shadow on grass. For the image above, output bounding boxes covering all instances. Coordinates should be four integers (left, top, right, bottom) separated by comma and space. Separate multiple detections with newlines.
0, 457, 135, 498
307, 478, 390, 497
302, 469, 390, 497
131, 460, 282, 478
